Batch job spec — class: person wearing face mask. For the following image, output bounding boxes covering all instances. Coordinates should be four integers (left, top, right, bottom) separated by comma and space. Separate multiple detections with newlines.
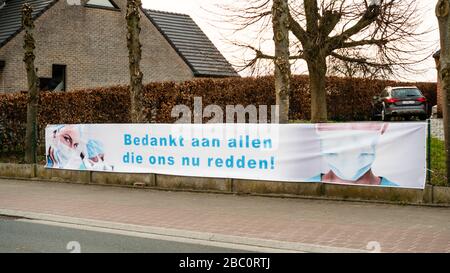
82, 139, 114, 171
307, 123, 397, 186
47, 125, 86, 169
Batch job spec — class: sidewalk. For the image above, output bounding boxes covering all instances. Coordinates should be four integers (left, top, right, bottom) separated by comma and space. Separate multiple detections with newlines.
0, 179, 449, 253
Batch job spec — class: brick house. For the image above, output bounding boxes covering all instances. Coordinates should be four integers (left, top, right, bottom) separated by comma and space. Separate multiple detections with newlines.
0, 0, 238, 93
433, 50, 443, 117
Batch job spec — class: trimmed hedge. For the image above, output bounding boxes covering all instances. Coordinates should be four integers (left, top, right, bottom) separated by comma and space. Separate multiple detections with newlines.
0, 75, 437, 153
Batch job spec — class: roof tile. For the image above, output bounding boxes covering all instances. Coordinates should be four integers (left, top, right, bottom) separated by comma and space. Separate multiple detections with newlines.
0, 0, 57, 48
144, 9, 239, 78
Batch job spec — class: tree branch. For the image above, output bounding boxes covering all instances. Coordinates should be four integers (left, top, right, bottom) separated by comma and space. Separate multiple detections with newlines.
327, 4, 382, 50
330, 52, 388, 68
244, 44, 304, 60
318, 10, 341, 38
339, 39, 388, 49
304, 0, 319, 33
288, 13, 308, 45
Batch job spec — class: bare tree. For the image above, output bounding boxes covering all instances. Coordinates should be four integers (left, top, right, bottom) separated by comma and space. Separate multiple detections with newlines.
223, 0, 430, 122
436, 0, 450, 185
22, 4, 39, 164
272, 0, 291, 123
126, 0, 145, 123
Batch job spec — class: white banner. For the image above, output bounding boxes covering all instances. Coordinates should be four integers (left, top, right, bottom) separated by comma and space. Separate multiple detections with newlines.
45, 123, 427, 189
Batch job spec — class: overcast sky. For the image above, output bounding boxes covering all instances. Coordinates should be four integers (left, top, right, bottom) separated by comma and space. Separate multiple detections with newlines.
142, 0, 440, 83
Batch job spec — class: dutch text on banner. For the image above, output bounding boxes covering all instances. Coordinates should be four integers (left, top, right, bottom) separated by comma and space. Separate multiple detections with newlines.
45, 123, 427, 189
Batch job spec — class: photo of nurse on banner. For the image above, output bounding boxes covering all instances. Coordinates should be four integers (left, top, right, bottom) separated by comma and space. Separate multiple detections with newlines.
46, 125, 114, 171
307, 123, 398, 187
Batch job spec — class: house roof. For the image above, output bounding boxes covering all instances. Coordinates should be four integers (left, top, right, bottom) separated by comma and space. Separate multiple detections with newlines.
0, 0, 58, 48
144, 9, 239, 78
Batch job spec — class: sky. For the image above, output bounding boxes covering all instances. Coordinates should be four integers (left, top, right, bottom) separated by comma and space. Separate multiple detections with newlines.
142, 0, 440, 83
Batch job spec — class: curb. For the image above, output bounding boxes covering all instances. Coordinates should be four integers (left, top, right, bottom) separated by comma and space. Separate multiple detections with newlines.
0, 208, 367, 253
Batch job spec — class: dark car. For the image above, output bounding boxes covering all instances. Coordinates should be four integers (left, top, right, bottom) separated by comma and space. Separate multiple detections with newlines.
372, 86, 428, 121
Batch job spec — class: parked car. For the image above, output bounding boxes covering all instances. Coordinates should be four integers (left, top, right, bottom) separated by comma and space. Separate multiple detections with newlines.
372, 86, 428, 121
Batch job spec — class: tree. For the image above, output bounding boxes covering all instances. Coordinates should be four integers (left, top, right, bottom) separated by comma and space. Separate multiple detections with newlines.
436, 0, 450, 185
22, 4, 39, 164
126, 0, 145, 123
226, 0, 429, 122
272, 0, 291, 123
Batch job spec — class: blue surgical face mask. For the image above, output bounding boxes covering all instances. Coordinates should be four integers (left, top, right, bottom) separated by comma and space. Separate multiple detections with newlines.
51, 126, 83, 168
319, 130, 381, 182
324, 151, 376, 181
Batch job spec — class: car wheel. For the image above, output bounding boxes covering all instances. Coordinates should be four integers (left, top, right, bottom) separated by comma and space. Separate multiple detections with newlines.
381, 109, 390, 121
419, 114, 427, 121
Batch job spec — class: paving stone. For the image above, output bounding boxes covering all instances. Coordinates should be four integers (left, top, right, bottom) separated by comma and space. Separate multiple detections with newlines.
0, 179, 449, 253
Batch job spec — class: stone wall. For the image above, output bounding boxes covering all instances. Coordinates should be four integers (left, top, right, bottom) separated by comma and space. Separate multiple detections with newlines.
0, 163, 449, 206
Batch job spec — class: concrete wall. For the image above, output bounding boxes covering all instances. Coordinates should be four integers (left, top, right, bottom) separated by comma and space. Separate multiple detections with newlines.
0, 0, 194, 93
0, 163, 449, 206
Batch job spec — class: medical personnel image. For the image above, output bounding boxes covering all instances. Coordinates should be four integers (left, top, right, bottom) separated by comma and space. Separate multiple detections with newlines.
46, 125, 113, 171
308, 123, 398, 186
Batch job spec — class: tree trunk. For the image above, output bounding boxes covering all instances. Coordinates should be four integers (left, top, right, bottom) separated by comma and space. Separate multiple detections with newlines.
436, 0, 450, 185
126, 0, 145, 123
307, 57, 328, 122
22, 4, 39, 164
272, 0, 291, 124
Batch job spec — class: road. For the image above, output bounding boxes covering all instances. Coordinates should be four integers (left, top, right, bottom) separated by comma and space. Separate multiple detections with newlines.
0, 179, 449, 252
0, 216, 246, 253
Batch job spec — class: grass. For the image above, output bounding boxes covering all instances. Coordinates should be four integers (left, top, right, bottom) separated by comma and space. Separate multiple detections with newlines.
430, 137, 447, 186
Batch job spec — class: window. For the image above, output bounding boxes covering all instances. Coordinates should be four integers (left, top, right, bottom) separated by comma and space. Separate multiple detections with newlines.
392, 88, 422, 98
39, 64, 66, 91
52, 64, 66, 91
85, 0, 119, 10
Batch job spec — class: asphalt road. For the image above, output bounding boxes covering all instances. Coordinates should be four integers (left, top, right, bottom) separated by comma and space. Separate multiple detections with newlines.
0, 217, 246, 253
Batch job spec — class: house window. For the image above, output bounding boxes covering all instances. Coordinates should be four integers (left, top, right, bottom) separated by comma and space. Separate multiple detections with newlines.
52, 64, 66, 91
39, 64, 66, 91
85, 0, 120, 10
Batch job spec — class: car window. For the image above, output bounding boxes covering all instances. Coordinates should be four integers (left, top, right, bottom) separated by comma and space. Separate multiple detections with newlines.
391, 88, 422, 98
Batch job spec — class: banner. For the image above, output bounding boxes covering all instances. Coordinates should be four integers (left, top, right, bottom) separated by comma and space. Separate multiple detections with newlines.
45, 123, 427, 189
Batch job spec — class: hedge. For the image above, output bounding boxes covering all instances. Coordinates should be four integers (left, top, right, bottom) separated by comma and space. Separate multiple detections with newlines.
0, 75, 437, 154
